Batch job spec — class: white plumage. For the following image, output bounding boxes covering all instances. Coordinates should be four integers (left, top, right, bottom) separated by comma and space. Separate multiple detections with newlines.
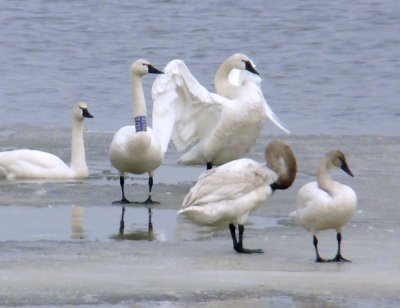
152, 53, 289, 169
0, 102, 93, 179
294, 150, 357, 262
108, 59, 164, 205
179, 140, 297, 254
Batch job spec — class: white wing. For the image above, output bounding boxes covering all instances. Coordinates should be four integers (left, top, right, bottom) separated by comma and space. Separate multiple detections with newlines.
181, 158, 275, 209
152, 59, 224, 153
230, 69, 290, 134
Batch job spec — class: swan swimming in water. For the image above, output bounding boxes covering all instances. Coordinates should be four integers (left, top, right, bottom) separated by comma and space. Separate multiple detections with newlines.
152, 53, 290, 170
108, 59, 164, 205
179, 140, 297, 253
293, 150, 357, 262
0, 102, 93, 179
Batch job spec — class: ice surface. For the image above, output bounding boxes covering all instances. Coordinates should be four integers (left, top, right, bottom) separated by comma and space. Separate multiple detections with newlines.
0, 132, 399, 306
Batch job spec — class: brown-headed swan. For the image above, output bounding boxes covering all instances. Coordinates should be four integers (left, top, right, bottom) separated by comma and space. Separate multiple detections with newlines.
179, 140, 297, 254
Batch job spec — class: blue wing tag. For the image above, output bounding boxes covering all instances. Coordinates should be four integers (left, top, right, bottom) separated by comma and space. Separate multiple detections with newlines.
135, 116, 147, 132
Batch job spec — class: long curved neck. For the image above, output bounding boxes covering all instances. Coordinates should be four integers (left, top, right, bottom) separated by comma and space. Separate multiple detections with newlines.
317, 158, 334, 194
132, 74, 147, 117
70, 119, 87, 174
214, 61, 240, 99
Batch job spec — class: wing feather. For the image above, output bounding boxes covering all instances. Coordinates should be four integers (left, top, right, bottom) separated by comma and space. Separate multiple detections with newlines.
152, 60, 224, 153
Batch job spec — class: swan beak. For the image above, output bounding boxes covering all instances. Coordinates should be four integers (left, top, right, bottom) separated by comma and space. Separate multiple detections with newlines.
148, 65, 164, 74
244, 60, 259, 75
82, 108, 94, 118
341, 161, 354, 177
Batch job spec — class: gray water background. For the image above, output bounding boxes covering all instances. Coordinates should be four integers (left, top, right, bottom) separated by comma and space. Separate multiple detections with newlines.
1, 0, 399, 136
0, 1, 400, 306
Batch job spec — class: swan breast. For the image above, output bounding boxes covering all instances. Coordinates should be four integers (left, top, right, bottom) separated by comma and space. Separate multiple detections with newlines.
109, 126, 162, 174
296, 181, 357, 233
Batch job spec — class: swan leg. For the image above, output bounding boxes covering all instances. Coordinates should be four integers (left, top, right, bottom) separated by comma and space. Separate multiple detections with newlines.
330, 233, 351, 262
119, 207, 125, 234
113, 176, 132, 204
229, 223, 263, 254
313, 235, 327, 262
206, 162, 213, 170
135, 176, 160, 204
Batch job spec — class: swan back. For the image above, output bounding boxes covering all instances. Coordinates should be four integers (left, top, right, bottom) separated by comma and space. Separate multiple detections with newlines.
266, 140, 297, 190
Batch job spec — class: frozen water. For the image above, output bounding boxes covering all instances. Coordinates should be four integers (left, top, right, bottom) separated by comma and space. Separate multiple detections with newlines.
0, 132, 399, 306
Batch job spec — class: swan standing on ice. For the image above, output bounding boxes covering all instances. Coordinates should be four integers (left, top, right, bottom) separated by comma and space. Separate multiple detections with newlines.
152, 53, 290, 170
179, 140, 297, 253
0, 102, 93, 179
293, 150, 357, 262
108, 59, 164, 206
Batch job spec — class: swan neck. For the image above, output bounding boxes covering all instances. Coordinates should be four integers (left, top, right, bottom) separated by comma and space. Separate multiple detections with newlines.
214, 61, 239, 98
267, 140, 297, 190
70, 118, 87, 173
132, 75, 147, 117
317, 158, 334, 194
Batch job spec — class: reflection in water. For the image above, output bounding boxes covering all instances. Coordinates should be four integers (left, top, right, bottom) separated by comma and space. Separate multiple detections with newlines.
114, 206, 155, 241
71, 206, 84, 239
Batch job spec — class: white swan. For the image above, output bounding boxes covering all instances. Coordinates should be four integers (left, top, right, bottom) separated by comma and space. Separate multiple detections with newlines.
179, 140, 297, 253
108, 59, 164, 205
152, 53, 290, 170
293, 150, 357, 262
0, 102, 93, 179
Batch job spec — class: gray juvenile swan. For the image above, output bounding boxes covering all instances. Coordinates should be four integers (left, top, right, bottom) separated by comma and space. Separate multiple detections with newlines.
0, 102, 93, 179
293, 150, 357, 262
152, 53, 289, 170
179, 140, 297, 254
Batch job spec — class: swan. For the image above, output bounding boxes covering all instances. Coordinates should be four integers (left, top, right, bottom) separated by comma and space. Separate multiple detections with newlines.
293, 150, 357, 262
0, 102, 93, 179
152, 53, 290, 170
108, 59, 164, 205
178, 140, 297, 253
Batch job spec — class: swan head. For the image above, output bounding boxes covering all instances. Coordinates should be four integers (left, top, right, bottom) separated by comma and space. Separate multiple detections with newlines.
130, 59, 164, 77
227, 53, 259, 75
265, 139, 297, 190
326, 150, 354, 177
74, 102, 94, 120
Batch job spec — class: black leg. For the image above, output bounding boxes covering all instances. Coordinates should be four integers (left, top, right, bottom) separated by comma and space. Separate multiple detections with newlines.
135, 176, 160, 204
148, 207, 153, 232
119, 207, 125, 234
313, 235, 327, 262
206, 162, 212, 170
330, 233, 351, 262
113, 176, 132, 204
229, 224, 263, 254
229, 223, 238, 250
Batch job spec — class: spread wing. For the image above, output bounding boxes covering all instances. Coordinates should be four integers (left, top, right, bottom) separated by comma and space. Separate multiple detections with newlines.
152, 59, 225, 153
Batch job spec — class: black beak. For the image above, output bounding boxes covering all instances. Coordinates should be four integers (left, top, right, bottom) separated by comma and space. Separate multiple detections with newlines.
148, 64, 164, 74
340, 160, 354, 177
244, 60, 259, 75
82, 108, 94, 118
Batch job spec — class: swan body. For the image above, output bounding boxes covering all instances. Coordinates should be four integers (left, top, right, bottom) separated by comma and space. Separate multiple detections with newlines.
152, 53, 289, 169
294, 150, 357, 262
0, 102, 93, 179
179, 140, 297, 253
108, 59, 164, 204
